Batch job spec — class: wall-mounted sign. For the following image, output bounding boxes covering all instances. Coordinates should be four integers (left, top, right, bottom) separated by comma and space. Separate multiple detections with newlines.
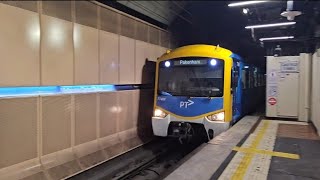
268, 69, 277, 84
280, 61, 299, 73
268, 97, 277, 106
268, 85, 277, 97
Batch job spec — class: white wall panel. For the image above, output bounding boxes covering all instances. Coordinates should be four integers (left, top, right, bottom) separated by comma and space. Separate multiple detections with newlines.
118, 90, 134, 131
75, 94, 97, 145
135, 41, 148, 84
0, 98, 37, 168
298, 53, 311, 122
158, 46, 167, 58
266, 56, 300, 118
119, 36, 135, 84
0, 2, 165, 178
99, 31, 119, 84
0, 4, 40, 86
146, 43, 165, 62
147, 43, 159, 62
132, 90, 140, 127
311, 51, 320, 132
41, 15, 74, 85
74, 23, 99, 84
135, 42, 163, 84
100, 92, 119, 137
42, 95, 72, 155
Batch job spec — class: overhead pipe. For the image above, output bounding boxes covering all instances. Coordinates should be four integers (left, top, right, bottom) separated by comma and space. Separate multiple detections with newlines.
287, 0, 294, 11
127, 1, 171, 23
172, 1, 193, 17
153, 1, 192, 24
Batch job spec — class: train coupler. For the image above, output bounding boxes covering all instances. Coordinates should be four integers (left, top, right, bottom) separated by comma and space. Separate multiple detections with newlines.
168, 122, 194, 144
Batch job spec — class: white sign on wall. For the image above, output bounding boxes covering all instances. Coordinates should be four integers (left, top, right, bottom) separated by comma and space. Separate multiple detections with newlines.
268, 85, 277, 97
268, 69, 277, 84
280, 61, 299, 73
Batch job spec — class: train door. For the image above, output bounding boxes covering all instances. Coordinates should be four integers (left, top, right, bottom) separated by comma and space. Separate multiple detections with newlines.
231, 61, 241, 122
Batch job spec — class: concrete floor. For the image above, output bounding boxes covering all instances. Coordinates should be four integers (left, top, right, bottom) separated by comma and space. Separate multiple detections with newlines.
268, 124, 320, 180
164, 117, 320, 180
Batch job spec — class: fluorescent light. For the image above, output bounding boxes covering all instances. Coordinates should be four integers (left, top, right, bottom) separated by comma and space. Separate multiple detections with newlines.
259, 36, 294, 41
245, 22, 296, 29
0, 85, 118, 98
244, 66, 249, 69
228, 1, 268, 7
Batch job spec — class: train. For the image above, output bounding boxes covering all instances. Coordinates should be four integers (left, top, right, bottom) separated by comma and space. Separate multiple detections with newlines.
151, 44, 265, 143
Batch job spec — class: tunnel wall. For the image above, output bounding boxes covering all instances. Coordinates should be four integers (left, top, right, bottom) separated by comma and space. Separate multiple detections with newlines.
0, 90, 154, 180
0, 1, 172, 86
0, 1, 171, 179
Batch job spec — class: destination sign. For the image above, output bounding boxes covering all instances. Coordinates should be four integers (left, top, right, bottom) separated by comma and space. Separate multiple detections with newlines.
173, 60, 208, 66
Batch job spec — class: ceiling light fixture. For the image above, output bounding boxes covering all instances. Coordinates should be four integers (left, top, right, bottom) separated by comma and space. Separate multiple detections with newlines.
228, 1, 268, 7
259, 36, 294, 41
243, 8, 249, 14
245, 22, 296, 29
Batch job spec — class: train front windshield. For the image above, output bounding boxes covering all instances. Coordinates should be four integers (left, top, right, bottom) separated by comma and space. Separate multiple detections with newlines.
158, 58, 224, 97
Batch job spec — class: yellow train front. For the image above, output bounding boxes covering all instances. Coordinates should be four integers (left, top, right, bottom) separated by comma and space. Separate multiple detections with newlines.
152, 44, 265, 143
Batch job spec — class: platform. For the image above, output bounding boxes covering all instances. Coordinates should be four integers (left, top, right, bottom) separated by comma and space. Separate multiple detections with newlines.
165, 116, 320, 180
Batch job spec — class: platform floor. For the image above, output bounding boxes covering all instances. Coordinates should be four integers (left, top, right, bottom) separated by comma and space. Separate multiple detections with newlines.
165, 116, 320, 180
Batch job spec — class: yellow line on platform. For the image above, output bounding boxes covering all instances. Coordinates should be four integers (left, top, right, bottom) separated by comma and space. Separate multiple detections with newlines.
233, 146, 300, 159
231, 121, 270, 180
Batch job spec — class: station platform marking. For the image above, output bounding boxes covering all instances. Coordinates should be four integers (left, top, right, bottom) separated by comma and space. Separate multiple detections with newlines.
218, 120, 304, 180
232, 146, 300, 159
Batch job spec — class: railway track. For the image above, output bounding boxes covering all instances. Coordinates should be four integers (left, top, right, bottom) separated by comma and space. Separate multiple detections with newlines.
68, 138, 203, 180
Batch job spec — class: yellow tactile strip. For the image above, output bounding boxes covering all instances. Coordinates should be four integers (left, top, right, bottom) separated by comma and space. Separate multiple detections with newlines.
218, 120, 307, 180
231, 121, 271, 179
164, 116, 260, 180
232, 146, 300, 159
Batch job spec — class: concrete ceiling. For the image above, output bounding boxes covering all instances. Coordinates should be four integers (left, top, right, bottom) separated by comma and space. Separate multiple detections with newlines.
170, 1, 320, 61
116, 1, 192, 26
99, 0, 320, 61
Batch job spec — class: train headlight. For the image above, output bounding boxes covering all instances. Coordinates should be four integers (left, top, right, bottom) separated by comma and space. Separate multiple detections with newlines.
154, 108, 167, 118
164, 61, 171, 67
210, 59, 217, 66
206, 112, 225, 121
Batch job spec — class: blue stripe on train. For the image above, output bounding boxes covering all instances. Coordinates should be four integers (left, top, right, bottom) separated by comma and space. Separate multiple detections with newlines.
156, 95, 223, 117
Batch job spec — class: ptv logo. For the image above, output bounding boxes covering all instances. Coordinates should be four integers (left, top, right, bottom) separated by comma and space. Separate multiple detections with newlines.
180, 100, 194, 108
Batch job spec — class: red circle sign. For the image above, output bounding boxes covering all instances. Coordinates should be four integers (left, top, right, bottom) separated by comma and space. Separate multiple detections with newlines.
268, 97, 277, 105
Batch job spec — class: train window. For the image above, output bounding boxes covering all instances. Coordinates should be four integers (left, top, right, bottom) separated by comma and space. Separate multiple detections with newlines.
254, 70, 257, 87
232, 66, 239, 89
249, 70, 254, 88
244, 69, 251, 89
259, 74, 262, 86
231, 73, 233, 93
248, 70, 251, 88
158, 58, 225, 97
241, 70, 246, 89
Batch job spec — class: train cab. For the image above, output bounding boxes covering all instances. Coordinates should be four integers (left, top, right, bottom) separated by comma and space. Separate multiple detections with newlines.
151, 44, 265, 143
